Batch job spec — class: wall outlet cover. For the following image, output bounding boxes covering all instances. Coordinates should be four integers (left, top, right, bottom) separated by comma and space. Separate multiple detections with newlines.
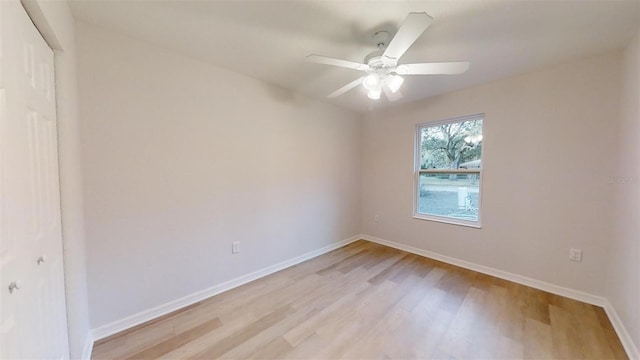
569, 248, 582, 262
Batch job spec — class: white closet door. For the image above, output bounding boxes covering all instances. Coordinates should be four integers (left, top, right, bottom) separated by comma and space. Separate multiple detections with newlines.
0, 1, 69, 358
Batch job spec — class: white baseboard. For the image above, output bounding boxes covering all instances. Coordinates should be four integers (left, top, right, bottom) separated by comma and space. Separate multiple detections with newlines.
604, 300, 640, 360
81, 333, 94, 360
361, 234, 607, 306
90, 235, 361, 341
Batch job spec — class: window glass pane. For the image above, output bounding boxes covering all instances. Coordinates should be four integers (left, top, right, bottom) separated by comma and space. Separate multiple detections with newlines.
418, 172, 479, 221
420, 119, 483, 170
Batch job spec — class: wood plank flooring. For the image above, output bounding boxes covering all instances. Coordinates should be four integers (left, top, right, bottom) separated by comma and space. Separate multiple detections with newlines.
92, 240, 628, 359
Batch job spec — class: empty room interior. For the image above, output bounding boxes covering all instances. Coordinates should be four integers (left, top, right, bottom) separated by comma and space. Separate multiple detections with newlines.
1, 0, 639, 359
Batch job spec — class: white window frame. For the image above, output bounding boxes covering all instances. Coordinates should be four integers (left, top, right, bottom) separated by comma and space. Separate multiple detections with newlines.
413, 113, 484, 228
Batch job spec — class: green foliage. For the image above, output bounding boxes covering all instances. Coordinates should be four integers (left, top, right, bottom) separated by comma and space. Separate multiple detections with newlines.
420, 119, 483, 169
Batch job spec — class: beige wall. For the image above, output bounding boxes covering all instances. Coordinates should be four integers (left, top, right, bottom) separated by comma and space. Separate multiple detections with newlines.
606, 31, 640, 354
22, 1, 92, 357
75, 23, 362, 328
361, 52, 621, 296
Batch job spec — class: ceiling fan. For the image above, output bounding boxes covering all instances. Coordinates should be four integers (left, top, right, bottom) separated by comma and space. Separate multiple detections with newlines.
307, 12, 470, 101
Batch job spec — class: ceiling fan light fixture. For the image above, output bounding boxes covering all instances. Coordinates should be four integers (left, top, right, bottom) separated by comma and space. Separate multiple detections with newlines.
367, 87, 381, 100
363, 74, 380, 91
386, 74, 404, 93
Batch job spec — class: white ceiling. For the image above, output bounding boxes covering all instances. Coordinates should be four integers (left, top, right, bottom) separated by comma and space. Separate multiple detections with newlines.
69, 0, 639, 114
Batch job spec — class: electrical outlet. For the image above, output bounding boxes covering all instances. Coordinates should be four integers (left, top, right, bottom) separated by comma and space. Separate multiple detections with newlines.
232, 241, 240, 254
569, 248, 582, 262
374, 214, 380, 222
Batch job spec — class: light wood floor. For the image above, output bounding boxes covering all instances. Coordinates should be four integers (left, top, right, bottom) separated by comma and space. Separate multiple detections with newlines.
92, 240, 627, 359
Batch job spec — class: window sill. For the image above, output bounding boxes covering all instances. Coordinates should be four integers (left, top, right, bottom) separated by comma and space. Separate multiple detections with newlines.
412, 214, 482, 229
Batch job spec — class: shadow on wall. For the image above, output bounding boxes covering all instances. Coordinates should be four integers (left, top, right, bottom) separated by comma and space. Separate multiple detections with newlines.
259, 81, 310, 108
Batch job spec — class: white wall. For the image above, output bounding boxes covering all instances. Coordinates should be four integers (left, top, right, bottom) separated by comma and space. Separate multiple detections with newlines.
75, 23, 362, 328
606, 31, 640, 355
21, 1, 92, 358
361, 52, 621, 296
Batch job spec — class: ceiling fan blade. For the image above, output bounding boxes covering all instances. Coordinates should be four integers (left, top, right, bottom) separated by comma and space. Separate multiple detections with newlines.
395, 62, 470, 75
382, 83, 403, 102
306, 54, 370, 71
328, 77, 365, 98
382, 12, 433, 61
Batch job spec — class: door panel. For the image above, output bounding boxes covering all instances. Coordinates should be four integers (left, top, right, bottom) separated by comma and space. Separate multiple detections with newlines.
0, 1, 69, 358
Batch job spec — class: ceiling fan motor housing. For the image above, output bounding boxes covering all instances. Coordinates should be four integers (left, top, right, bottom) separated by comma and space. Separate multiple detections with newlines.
365, 51, 398, 76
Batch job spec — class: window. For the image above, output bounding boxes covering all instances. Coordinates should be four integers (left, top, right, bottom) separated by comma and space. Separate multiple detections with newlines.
414, 114, 484, 227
